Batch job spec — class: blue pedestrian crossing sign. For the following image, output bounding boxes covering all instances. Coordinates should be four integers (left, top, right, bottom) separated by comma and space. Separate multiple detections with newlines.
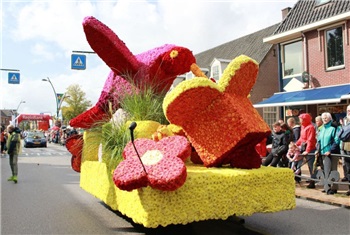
8, 72, 20, 84
71, 54, 86, 70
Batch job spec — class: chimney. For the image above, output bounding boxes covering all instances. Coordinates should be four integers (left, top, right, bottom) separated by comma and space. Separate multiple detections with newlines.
282, 7, 291, 20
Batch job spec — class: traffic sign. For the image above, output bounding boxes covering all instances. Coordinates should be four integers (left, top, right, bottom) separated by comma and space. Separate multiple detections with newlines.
71, 54, 86, 70
8, 72, 20, 84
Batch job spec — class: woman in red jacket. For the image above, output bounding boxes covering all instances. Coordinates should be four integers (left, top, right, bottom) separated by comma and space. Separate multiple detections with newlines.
1, 127, 7, 154
296, 113, 317, 188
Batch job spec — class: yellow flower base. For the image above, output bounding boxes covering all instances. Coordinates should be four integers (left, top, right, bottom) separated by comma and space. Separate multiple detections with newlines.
80, 131, 295, 228
80, 160, 296, 228
82, 130, 101, 161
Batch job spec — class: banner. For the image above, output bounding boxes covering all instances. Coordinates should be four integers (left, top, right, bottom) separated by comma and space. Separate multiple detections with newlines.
16, 114, 52, 124
56, 93, 64, 105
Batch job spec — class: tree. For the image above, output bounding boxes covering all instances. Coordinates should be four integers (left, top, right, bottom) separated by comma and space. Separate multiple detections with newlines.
61, 84, 92, 124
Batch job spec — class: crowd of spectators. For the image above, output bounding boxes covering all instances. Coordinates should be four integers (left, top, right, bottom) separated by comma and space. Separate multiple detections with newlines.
261, 105, 350, 196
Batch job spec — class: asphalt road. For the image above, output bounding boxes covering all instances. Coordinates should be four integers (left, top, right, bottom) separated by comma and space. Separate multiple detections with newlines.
1, 143, 349, 235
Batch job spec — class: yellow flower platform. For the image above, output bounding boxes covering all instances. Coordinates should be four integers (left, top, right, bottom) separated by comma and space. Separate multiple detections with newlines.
80, 132, 296, 228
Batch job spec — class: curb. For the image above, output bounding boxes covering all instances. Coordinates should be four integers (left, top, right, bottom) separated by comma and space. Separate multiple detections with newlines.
295, 194, 350, 209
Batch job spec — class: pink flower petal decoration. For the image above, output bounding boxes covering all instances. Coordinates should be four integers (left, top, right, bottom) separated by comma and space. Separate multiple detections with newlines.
122, 135, 191, 161
113, 135, 191, 191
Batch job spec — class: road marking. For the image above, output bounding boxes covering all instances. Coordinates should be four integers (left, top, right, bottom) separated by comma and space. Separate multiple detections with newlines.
19, 151, 70, 157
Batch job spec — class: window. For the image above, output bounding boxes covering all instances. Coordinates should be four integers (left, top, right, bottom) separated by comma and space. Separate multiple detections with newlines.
315, 0, 330, 6
186, 72, 194, 80
263, 106, 279, 129
325, 26, 344, 69
282, 40, 303, 78
211, 65, 220, 81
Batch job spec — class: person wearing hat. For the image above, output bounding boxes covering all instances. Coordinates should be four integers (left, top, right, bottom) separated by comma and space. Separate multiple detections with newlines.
6, 124, 21, 183
295, 113, 317, 188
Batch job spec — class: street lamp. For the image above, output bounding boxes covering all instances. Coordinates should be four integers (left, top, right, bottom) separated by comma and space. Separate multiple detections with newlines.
42, 77, 59, 119
14, 100, 25, 127
58, 95, 70, 123
58, 95, 70, 110
16, 100, 26, 115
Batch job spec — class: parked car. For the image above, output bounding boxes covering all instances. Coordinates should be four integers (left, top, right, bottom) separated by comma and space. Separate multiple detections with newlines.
23, 131, 47, 148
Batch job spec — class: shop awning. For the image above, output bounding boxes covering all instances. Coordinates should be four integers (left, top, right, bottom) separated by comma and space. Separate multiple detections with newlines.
254, 84, 350, 108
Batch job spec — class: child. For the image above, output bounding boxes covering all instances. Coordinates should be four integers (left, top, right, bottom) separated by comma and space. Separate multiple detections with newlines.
286, 142, 303, 175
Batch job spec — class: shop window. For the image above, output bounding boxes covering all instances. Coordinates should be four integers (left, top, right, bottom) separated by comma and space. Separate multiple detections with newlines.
325, 26, 344, 69
318, 104, 347, 122
263, 106, 278, 129
282, 40, 303, 78
285, 106, 306, 124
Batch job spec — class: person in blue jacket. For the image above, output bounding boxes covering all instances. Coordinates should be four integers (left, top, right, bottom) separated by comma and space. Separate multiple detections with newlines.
316, 112, 340, 195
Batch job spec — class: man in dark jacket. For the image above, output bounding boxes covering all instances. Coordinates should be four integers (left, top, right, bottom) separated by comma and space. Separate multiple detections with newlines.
6, 125, 21, 183
262, 122, 288, 167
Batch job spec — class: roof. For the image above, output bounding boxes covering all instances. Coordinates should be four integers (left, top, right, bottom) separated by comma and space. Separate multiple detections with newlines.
274, 0, 350, 34
195, 23, 279, 68
1, 110, 15, 117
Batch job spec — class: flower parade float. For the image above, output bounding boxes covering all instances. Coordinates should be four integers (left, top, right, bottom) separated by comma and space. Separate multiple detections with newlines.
66, 16, 296, 229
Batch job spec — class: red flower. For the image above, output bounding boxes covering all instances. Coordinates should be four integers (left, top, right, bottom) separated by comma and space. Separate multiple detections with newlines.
66, 134, 83, 156
71, 155, 81, 173
66, 134, 83, 172
113, 135, 191, 191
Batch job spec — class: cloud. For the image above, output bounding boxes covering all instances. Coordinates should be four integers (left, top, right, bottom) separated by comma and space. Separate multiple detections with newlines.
31, 43, 56, 61
12, 1, 93, 51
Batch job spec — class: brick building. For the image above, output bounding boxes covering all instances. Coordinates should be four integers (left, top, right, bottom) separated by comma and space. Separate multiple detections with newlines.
254, 0, 350, 124
0, 109, 15, 128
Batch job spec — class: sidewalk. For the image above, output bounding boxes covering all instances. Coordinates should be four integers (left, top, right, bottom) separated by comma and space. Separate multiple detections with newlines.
295, 161, 350, 208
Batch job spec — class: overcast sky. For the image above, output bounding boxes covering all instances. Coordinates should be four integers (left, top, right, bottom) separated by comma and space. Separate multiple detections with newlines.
0, 0, 298, 117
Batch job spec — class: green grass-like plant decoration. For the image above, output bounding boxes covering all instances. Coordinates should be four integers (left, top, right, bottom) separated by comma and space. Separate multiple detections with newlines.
101, 121, 130, 170
96, 81, 169, 170
119, 84, 169, 125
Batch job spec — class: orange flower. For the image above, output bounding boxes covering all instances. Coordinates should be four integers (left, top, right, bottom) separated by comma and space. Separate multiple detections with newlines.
163, 55, 271, 169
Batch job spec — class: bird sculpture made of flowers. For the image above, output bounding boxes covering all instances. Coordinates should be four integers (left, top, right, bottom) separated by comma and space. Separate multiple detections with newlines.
163, 55, 271, 169
69, 16, 196, 129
